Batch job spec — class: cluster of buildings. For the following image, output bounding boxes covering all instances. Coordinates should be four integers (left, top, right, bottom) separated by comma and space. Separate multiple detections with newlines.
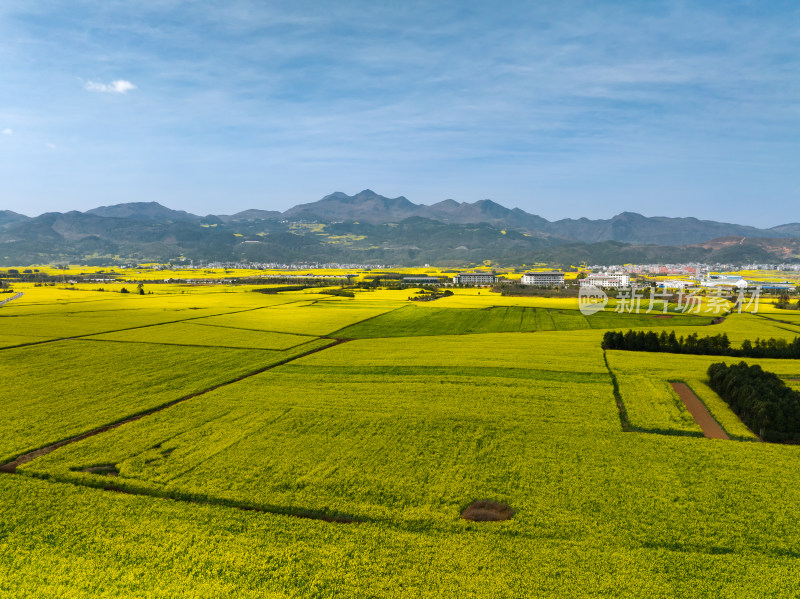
151, 261, 387, 270
579, 273, 631, 288
593, 262, 800, 275
451, 270, 631, 288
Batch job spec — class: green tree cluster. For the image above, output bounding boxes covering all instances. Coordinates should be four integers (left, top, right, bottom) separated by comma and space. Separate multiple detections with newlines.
708, 361, 800, 442
602, 330, 800, 359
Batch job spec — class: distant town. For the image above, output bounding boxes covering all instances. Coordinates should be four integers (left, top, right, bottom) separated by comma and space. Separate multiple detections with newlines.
5, 260, 798, 293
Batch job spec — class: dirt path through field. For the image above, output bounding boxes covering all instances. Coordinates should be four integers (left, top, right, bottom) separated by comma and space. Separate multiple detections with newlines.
671, 382, 729, 440
0, 292, 24, 307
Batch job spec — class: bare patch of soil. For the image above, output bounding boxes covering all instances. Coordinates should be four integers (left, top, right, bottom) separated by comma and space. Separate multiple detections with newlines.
461, 500, 514, 521
652, 314, 673, 319
79, 465, 119, 476
671, 382, 730, 440
712, 317, 726, 324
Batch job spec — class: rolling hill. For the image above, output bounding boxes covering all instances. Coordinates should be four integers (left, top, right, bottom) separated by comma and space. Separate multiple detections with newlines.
1, 190, 798, 266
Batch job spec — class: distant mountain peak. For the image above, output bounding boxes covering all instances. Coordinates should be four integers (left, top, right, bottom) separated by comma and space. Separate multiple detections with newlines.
320, 191, 351, 201
284, 190, 417, 222
432, 199, 461, 207
0, 209, 30, 227
85, 202, 200, 222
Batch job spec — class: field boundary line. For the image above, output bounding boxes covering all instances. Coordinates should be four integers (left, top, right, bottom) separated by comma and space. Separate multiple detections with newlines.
0, 339, 344, 474
752, 312, 800, 326
327, 305, 402, 338
189, 321, 319, 337
18, 470, 368, 524
603, 350, 631, 432
0, 293, 308, 315
769, 324, 800, 336
78, 337, 314, 352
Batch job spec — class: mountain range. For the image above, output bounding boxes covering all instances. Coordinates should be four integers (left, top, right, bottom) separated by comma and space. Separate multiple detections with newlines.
1, 190, 798, 266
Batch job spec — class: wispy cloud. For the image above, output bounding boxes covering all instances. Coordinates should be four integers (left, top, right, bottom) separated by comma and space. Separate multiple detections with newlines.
84, 80, 137, 94
1, 128, 12, 135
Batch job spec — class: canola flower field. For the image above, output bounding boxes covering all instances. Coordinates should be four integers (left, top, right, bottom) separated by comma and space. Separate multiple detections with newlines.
2, 281, 800, 597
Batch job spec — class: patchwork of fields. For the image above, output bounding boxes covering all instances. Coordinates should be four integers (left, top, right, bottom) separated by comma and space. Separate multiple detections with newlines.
2, 283, 800, 597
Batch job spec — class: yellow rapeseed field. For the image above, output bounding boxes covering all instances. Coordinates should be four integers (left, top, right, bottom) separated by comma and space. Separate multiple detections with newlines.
2, 279, 800, 597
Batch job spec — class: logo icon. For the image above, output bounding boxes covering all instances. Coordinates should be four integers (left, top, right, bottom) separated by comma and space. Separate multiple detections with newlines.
579, 285, 608, 316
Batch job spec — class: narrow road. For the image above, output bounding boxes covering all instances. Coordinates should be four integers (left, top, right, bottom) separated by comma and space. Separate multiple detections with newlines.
0, 292, 23, 307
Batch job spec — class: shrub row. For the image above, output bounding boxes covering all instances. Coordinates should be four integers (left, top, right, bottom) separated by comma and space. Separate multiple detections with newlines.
602, 330, 800, 359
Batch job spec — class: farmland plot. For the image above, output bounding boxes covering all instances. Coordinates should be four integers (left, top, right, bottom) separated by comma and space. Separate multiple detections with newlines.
20, 356, 800, 596
637, 313, 800, 345
6, 471, 800, 599
0, 332, 55, 349
9, 285, 800, 598
27, 390, 617, 522
614, 374, 702, 435
604, 350, 793, 440
192, 300, 392, 335
0, 285, 308, 341
0, 338, 332, 463
336, 305, 714, 339
335, 305, 535, 337
585, 310, 713, 329
85, 321, 313, 350
23, 332, 620, 523
299, 330, 609, 373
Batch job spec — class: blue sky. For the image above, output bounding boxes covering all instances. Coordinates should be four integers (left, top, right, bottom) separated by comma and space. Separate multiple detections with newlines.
1, 1, 798, 226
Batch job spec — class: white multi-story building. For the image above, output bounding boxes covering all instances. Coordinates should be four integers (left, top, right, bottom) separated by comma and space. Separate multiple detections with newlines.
453, 271, 497, 285
521, 271, 565, 287
580, 273, 631, 288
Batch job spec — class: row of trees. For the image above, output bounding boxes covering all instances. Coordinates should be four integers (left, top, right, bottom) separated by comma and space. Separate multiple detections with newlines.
708, 362, 800, 442
775, 292, 800, 311
602, 329, 800, 359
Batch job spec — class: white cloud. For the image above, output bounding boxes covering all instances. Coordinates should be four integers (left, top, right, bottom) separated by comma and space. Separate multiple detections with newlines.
84, 79, 137, 94
2, 128, 11, 135
46, 143, 56, 149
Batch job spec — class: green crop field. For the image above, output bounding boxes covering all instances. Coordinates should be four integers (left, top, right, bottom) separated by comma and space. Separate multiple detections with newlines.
335, 304, 713, 338
3, 283, 800, 597
192, 298, 394, 335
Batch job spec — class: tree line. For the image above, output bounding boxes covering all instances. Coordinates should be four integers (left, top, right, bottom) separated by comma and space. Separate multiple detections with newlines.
708, 362, 800, 442
774, 291, 800, 311
601, 329, 800, 359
